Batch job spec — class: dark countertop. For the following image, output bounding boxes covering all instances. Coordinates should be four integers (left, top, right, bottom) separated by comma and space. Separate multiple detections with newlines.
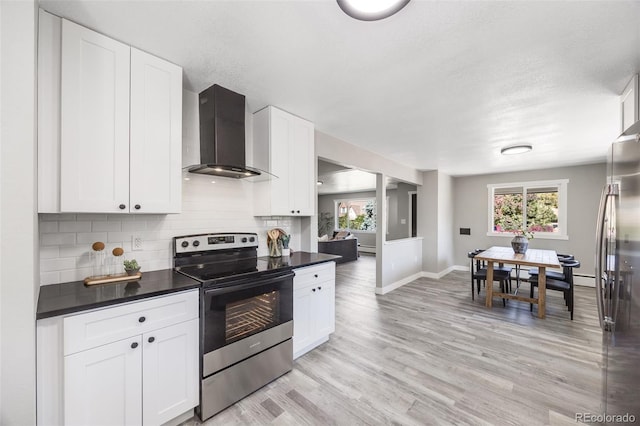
36, 252, 341, 320
257, 251, 341, 270
36, 269, 200, 320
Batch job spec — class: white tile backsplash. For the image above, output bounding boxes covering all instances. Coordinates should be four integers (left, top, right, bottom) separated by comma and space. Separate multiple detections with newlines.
39, 175, 302, 285
41, 233, 76, 246
59, 221, 92, 233
76, 232, 107, 244
92, 221, 122, 232
40, 221, 59, 233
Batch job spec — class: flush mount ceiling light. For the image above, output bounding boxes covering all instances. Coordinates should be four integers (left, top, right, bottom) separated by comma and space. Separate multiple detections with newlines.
337, 0, 411, 21
501, 144, 533, 155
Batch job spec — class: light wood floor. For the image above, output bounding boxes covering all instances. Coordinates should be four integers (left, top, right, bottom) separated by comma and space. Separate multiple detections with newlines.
191, 255, 603, 425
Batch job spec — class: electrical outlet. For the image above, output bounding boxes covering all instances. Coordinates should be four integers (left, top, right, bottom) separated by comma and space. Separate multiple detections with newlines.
132, 235, 143, 251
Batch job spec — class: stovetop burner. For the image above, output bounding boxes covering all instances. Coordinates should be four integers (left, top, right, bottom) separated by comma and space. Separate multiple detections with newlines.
177, 258, 259, 282
173, 232, 293, 286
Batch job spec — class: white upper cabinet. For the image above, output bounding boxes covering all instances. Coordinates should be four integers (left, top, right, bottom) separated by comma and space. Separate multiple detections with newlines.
621, 74, 639, 134
38, 13, 182, 213
129, 48, 182, 214
253, 106, 315, 216
60, 19, 131, 213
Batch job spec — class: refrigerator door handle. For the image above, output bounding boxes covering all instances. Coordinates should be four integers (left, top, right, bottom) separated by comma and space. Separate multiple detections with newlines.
595, 184, 610, 329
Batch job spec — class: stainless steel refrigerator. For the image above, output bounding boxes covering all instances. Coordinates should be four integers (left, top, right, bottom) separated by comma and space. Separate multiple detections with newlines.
595, 136, 640, 424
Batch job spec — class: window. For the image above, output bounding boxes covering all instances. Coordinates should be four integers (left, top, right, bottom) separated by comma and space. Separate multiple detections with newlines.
334, 198, 376, 232
487, 179, 568, 240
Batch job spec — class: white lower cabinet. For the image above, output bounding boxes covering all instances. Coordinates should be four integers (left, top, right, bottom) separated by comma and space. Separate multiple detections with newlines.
142, 320, 199, 426
64, 336, 143, 426
37, 290, 199, 426
293, 262, 336, 359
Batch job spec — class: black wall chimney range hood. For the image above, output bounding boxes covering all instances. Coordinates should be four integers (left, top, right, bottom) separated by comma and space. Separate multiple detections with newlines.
185, 84, 263, 179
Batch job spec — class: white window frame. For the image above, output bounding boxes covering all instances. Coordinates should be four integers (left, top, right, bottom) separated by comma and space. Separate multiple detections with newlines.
486, 179, 569, 240
333, 198, 377, 233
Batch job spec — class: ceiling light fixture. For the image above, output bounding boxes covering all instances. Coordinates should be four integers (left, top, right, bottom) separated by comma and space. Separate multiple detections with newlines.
500, 144, 533, 155
337, 0, 410, 21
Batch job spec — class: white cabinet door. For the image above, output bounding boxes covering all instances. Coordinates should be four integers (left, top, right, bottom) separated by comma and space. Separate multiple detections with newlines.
293, 262, 336, 358
60, 19, 131, 213
293, 284, 315, 357
269, 107, 293, 215
64, 336, 143, 426
313, 280, 336, 338
130, 48, 182, 214
142, 319, 199, 426
253, 106, 315, 216
290, 118, 315, 215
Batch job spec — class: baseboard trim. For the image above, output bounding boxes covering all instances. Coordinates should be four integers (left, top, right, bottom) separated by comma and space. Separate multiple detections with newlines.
574, 275, 595, 288
375, 271, 423, 295
422, 265, 468, 279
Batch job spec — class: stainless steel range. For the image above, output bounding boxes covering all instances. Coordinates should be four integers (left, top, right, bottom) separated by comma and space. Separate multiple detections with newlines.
173, 232, 294, 421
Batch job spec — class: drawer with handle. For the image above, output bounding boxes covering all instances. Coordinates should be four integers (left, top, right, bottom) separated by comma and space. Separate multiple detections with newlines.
63, 289, 198, 355
293, 262, 335, 288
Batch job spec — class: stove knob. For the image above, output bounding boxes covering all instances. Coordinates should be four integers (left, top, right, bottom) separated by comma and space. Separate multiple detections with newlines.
242, 237, 248, 243
193, 240, 200, 247
181, 241, 189, 248
249, 237, 255, 242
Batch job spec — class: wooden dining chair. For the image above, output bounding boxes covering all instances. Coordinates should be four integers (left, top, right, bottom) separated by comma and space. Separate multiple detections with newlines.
468, 249, 512, 306
529, 259, 580, 319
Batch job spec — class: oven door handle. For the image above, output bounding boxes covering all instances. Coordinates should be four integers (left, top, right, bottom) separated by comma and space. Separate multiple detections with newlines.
204, 270, 295, 295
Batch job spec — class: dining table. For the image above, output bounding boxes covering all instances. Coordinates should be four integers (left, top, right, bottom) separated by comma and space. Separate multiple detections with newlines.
474, 246, 561, 318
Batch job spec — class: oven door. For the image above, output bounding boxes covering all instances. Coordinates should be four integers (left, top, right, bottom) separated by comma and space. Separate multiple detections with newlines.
202, 270, 294, 377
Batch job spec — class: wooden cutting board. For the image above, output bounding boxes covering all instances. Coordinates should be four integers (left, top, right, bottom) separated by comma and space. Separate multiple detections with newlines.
84, 272, 142, 286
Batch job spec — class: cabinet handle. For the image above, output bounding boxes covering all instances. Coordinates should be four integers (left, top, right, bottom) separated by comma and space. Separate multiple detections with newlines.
131, 342, 138, 349
297, 210, 300, 214
119, 204, 126, 210
314, 274, 318, 278
318, 286, 322, 290
291, 210, 295, 214
138, 316, 146, 323
148, 337, 155, 343
134, 204, 141, 210
312, 288, 316, 292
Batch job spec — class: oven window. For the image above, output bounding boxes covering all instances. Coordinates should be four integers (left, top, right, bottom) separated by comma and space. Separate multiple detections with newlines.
225, 291, 280, 343
202, 274, 293, 355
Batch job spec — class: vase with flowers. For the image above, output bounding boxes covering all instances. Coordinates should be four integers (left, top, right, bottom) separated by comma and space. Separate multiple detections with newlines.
510, 227, 534, 254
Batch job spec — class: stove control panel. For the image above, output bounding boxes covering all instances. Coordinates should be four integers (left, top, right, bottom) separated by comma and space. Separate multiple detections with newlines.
174, 233, 258, 254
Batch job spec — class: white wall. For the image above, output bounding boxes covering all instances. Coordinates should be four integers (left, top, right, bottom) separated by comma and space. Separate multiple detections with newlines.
437, 173, 454, 272
417, 170, 456, 276
419, 171, 439, 273
376, 237, 423, 293
452, 163, 606, 274
39, 175, 302, 284
316, 131, 423, 186
1, 0, 38, 423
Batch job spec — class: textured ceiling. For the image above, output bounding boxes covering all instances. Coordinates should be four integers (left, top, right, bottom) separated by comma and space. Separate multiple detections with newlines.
41, 0, 640, 177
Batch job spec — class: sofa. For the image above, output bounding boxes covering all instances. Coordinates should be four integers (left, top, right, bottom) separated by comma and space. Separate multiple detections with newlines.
318, 233, 358, 263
